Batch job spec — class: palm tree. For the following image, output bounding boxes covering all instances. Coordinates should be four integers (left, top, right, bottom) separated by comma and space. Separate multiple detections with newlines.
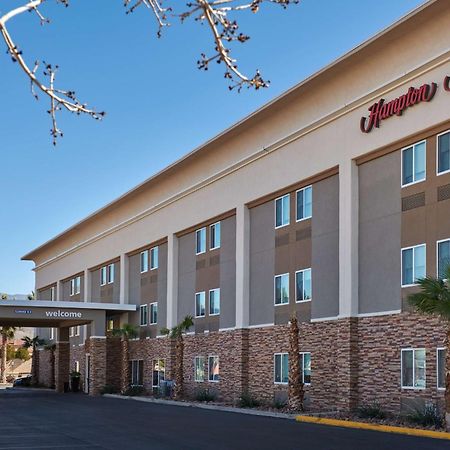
161, 315, 194, 400
112, 324, 138, 393
0, 327, 16, 383
22, 336, 45, 385
408, 264, 450, 430
288, 314, 304, 411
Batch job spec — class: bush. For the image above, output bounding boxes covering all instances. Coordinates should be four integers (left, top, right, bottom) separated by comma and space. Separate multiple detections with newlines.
238, 393, 261, 408
195, 388, 216, 402
15, 348, 30, 361
272, 399, 287, 410
357, 403, 386, 420
407, 403, 444, 428
123, 385, 145, 397
101, 384, 118, 395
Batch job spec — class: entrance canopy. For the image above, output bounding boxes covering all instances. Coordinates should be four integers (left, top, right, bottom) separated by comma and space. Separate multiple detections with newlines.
0, 300, 136, 336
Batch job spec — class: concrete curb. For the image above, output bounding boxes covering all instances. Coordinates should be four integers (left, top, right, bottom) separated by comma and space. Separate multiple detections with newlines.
296, 415, 450, 441
103, 394, 296, 420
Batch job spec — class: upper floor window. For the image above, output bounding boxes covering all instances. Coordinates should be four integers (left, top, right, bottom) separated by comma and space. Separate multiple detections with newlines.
401, 244, 426, 287
300, 352, 311, 385
70, 276, 81, 296
437, 348, 446, 390
195, 292, 206, 317
107, 264, 115, 284
401, 348, 426, 389
100, 266, 107, 286
208, 355, 219, 382
139, 304, 148, 326
296, 186, 312, 221
274, 353, 288, 384
296, 269, 312, 302
437, 130, 450, 175
402, 140, 426, 187
437, 239, 450, 279
140, 250, 149, 273
209, 288, 220, 316
196, 228, 206, 255
210, 222, 221, 250
150, 302, 158, 325
150, 246, 159, 270
274, 274, 289, 305
275, 194, 290, 228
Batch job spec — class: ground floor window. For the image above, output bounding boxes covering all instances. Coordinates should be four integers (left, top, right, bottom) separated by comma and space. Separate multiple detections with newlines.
107, 319, 114, 332
274, 353, 288, 384
152, 359, 165, 387
74, 361, 80, 373
49, 328, 55, 340
131, 360, 144, 386
437, 348, 446, 390
401, 348, 426, 389
300, 352, 311, 385
195, 356, 205, 382
208, 356, 219, 382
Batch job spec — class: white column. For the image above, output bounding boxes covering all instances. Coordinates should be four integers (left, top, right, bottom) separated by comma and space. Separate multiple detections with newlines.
235, 203, 250, 328
166, 233, 179, 329
119, 253, 129, 305
338, 159, 359, 317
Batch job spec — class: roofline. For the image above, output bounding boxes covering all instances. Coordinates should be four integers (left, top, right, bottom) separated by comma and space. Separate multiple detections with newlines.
0, 299, 136, 311
22, 0, 434, 261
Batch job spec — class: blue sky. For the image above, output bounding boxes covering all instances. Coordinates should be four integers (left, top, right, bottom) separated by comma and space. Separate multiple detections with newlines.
1, 0, 425, 294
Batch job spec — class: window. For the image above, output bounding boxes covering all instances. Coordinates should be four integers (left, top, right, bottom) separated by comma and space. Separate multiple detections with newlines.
401, 348, 426, 389
300, 352, 311, 385
196, 228, 206, 254
107, 319, 114, 332
402, 140, 426, 186
274, 274, 289, 305
150, 302, 158, 325
274, 353, 288, 384
195, 356, 205, 382
152, 359, 165, 388
296, 269, 312, 302
210, 222, 221, 250
74, 361, 80, 373
69, 327, 74, 338
209, 289, 220, 315
49, 328, 55, 340
208, 356, 219, 382
296, 186, 312, 221
70, 276, 80, 296
140, 250, 149, 273
402, 245, 426, 286
437, 239, 450, 279
437, 348, 446, 390
195, 292, 206, 317
139, 304, 148, 326
275, 194, 290, 228
75, 326, 80, 337
131, 360, 144, 386
437, 130, 450, 175
107, 264, 115, 284
150, 246, 159, 270
100, 266, 107, 286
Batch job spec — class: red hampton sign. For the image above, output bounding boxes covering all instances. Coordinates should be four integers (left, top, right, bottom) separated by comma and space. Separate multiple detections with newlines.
360, 75, 449, 133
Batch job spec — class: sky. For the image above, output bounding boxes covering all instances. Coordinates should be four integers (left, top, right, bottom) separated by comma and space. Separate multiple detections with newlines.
0, 0, 425, 294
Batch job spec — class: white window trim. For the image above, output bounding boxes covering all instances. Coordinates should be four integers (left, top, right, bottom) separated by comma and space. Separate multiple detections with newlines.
196, 228, 206, 255
274, 273, 290, 306
70, 279, 75, 296
69, 327, 74, 338
401, 244, 426, 288
75, 326, 80, 337
195, 291, 206, 318
76, 276, 80, 295
140, 250, 149, 274
295, 268, 312, 303
437, 238, 450, 279
436, 129, 450, 176
209, 222, 221, 250
437, 347, 446, 391
194, 356, 205, 382
274, 194, 290, 229
107, 264, 114, 284
295, 185, 312, 223
150, 246, 159, 270
401, 140, 427, 188
139, 304, 148, 327
401, 348, 426, 390
209, 288, 220, 316
208, 355, 219, 383
50, 286, 55, 301
274, 352, 288, 385
100, 266, 107, 286
300, 351, 311, 386
149, 302, 158, 325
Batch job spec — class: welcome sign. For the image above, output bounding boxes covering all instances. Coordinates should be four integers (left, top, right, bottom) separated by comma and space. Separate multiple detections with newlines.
45, 310, 83, 319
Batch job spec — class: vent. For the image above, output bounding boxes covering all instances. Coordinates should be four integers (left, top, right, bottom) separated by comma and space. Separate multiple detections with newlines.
438, 184, 450, 202
196, 259, 206, 270
296, 227, 312, 241
275, 233, 289, 247
402, 192, 425, 211
210, 255, 220, 266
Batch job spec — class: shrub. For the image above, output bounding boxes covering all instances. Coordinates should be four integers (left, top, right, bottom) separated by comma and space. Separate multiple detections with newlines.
238, 393, 260, 408
407, 403, 444, 429
357, 403, 386, 420
101, 384, 118, 395
272, 398, 287, 410
123, 386, 145, 397
195, 388, 216, 402
15, 347, 30, 361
